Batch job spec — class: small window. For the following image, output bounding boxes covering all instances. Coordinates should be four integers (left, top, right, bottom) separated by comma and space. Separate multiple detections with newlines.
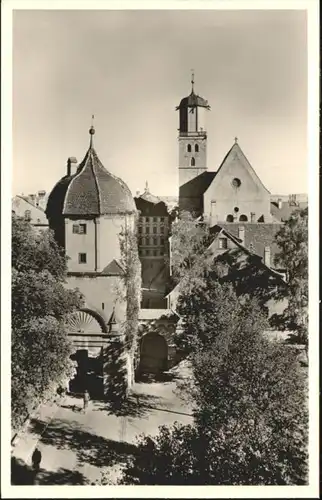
153, 250, 157, 256
153, 217, 157, 223
160, 226, 164, 234
219, 238, 228, 249
187, 144, 192, 152
24, 210, 31, 221
102, 302, 105, 310
195, 144, 199, 152
160, 249, 164, 256
79, 223, 87, 234
78, 253, 87, 264
153, 226, 157, 234
145, 217, 149, 223
226, 214, 234, 222
160, 237, 165, 245
160, 217, 164, 222
138, 226, 142, 234
73, 224, 79, 234
146, 227, 150, 234
146, 249, 150, 256
138, 237, 142, 246
239, 215, 248, 222
153, 237, 158, 246
191, 157, 195, 166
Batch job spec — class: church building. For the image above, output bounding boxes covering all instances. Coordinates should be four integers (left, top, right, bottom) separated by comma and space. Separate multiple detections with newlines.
176, 75, 287, 268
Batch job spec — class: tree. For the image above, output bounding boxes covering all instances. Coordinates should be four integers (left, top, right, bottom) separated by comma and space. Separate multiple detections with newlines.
118, 221, 141, 389
11, 216, 83, 429
170, 211, 211, 293
121, 284, 308, 485
270, 208, 308, 348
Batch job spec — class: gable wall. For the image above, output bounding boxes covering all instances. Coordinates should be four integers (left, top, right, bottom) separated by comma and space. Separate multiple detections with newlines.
204, 151, 271, 224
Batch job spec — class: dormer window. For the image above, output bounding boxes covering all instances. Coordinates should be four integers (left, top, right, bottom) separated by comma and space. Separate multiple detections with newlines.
24, 210, 31, 221
219, 237, 228, 249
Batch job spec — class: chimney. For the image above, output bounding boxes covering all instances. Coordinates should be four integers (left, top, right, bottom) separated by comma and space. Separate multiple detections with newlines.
264, 246, 271, 267
238, 226, 245, 245
67, 157, 78, 176
277, 198, 282, 209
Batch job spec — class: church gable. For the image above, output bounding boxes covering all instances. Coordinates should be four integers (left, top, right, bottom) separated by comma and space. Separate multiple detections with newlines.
203, 142, 272, 224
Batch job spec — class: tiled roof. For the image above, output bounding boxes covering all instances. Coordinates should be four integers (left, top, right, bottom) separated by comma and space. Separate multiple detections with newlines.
138, 191, 161, 205
47, 144, 136, 218
217, 223, 282, 263
101, 259, 124, 276
270, 201, 308, 222
179, 171, 217, 197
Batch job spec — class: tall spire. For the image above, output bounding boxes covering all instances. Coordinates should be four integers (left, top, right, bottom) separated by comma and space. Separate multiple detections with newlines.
191, 69, 195, 93
89, 114, 95, 147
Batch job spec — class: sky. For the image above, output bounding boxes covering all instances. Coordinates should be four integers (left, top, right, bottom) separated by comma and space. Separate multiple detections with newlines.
12, 8, 308, 198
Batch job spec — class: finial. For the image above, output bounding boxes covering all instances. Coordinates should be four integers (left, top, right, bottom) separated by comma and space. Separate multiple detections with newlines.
191, 69, 195, 93
144, 180, 149, 193
234, 136, 238, 144
89, 114, 95, 146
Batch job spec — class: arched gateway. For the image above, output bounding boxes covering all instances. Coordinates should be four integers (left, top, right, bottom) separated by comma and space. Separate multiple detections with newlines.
140, 332, 168, 374
66, 309, 108, 396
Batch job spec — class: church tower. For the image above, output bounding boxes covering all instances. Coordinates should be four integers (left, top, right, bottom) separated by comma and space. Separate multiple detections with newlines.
176, 73, 210, 187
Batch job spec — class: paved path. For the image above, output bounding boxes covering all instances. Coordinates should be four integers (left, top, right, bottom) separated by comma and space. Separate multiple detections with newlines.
11, 364, 193, 485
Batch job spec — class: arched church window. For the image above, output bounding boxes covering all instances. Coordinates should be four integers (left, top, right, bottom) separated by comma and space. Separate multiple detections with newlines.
195, 144, 199, 153
191, 157, 195, 166
187, 144, 192, 153
239, 215, 248, 222
226, 214, 234, 222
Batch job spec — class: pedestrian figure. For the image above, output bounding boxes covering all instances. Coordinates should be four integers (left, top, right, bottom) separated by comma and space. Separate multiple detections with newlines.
31, 447, 42, 473
83, 389, 90, 412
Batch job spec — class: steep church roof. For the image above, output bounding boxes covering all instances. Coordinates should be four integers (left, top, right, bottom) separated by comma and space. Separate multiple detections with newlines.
46, 127, 136, 218
209, 140, 270, 194
179, 171, 217, 198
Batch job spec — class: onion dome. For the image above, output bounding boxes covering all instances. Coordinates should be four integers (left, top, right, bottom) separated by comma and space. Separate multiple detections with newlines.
46, 126, 136, 218
176, 72, 210, 110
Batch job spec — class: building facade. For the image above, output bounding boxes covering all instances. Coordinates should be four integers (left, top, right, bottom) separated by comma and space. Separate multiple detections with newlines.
46, 126, 138, 393
134, 183, 172, 308
12, 192, 49, 231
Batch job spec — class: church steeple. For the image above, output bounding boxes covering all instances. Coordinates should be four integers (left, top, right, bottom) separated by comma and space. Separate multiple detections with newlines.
176, 74, 210, 187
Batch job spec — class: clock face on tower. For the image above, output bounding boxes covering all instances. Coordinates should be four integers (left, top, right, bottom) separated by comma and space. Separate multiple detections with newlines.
232, 178, 241, 188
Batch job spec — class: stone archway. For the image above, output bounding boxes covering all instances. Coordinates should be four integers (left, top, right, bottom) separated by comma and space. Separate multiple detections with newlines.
66, 309, 107, 397
140, 332, 168, 374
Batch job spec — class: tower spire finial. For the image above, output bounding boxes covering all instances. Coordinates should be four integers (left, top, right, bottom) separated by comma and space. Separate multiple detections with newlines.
89, 114, 95, 147
191, 69, 195, 93
144, 180, 149, 193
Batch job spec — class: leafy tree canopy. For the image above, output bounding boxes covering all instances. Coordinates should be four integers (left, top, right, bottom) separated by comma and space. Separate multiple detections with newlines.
12, 216, 83, 429
270, 207, 308, 346
121, 281, 308, 486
